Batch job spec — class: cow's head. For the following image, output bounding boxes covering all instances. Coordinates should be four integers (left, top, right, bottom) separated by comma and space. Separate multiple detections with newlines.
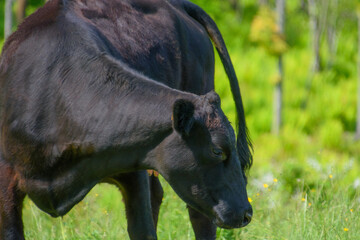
155, 91, 252, 229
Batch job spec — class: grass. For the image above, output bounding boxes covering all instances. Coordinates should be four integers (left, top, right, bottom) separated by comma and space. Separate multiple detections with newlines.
23, 184, 128, 240
22, 180, 193, 240
23, 164, 360, 239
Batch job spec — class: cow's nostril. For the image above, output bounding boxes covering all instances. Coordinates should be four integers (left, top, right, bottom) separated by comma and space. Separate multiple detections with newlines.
241, 212, 252, 227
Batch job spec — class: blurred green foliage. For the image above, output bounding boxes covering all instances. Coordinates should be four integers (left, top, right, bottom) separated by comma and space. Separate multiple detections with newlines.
250, 6, 288, 56
190, 0, 360, 163
190, 2, 360, 237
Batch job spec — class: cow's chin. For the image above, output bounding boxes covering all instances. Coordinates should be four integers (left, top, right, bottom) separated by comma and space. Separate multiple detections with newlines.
213, 216, 247, 229
187, 201, 245, 229
172, 185, 251, 229
212, 201, 252, 229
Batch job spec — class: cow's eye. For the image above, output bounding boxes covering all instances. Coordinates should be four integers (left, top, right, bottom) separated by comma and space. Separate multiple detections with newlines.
212, 147, 227, 161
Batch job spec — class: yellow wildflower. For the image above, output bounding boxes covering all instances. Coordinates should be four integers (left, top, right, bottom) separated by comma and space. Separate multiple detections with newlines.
344, 228, 349, 232
248, 197, 253, 203
273, 178, 278, 183
350, 209, 353, 212
308, 203, 312, 207
301, 198, 306, 202
329, 174, 333, 179
256, 193, 260, 196
263, 183, 269, 188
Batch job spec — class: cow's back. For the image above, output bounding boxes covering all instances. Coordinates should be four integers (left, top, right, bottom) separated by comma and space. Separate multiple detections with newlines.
73, 0, 215, 94
0, 0, 216, 171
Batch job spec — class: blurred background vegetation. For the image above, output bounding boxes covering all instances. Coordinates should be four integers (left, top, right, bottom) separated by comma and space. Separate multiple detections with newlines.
2, 0, 360, 239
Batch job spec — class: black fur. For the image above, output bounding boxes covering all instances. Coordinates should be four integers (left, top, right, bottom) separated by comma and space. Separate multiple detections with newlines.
173, 99, 195, 136
0, 1, 252, 239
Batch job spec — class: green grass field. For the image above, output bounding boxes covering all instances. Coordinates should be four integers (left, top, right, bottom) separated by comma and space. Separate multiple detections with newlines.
22, 172, 360, 240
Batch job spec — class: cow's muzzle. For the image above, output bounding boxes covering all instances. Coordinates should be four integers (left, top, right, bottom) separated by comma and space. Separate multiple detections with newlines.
213, 203, 253, 229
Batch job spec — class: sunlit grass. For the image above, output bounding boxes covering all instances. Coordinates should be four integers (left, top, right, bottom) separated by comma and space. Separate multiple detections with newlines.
23, 184, 129, 240
23, 161, 360, 239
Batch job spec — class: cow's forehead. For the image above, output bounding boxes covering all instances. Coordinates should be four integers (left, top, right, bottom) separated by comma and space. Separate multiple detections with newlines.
204, 105, 224, 129
195, 100, 232, 134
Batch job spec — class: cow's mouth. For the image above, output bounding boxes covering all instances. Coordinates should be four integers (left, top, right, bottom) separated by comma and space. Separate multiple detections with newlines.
186, 197, 252, 229
214, 211, 252, 229
210, 194, 253, 229
183, 192, 253, 229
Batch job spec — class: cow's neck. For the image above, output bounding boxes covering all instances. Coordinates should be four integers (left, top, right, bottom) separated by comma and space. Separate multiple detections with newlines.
88, 54, 196, 172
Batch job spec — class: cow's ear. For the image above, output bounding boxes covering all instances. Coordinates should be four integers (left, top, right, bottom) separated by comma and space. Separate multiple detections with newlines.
172, 99, 195, 136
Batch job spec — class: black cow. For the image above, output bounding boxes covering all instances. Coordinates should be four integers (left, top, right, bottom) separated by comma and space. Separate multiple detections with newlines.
0, 0, 253, 240
93, 0, 253, 238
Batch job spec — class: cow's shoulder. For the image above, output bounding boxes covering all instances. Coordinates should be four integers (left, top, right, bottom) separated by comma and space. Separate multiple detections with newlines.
0, 0, 65, 73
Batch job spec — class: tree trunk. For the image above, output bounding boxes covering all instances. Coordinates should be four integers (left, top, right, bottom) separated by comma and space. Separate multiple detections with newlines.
229, 0, 241, 12
16, 0, 27, 24
302, 0, 321, 109
327, 25, 337, 68
272, 0, 285, 135
258, 0, 268, 6
229, 0, 239, 10
326, 0, 338, 69
308, 0, 321, 73
229, 0, 242, 20
5, 0, 14, 39
356, 13, 360, 140
273, 57, 284, 135
300, 0, 307, 13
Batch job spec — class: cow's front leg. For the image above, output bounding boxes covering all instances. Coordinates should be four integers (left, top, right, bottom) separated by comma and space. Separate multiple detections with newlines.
110, 171, 157, 240
148, 172, 163, 229
188, 206, 217, 240
0, 161, 26, 240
